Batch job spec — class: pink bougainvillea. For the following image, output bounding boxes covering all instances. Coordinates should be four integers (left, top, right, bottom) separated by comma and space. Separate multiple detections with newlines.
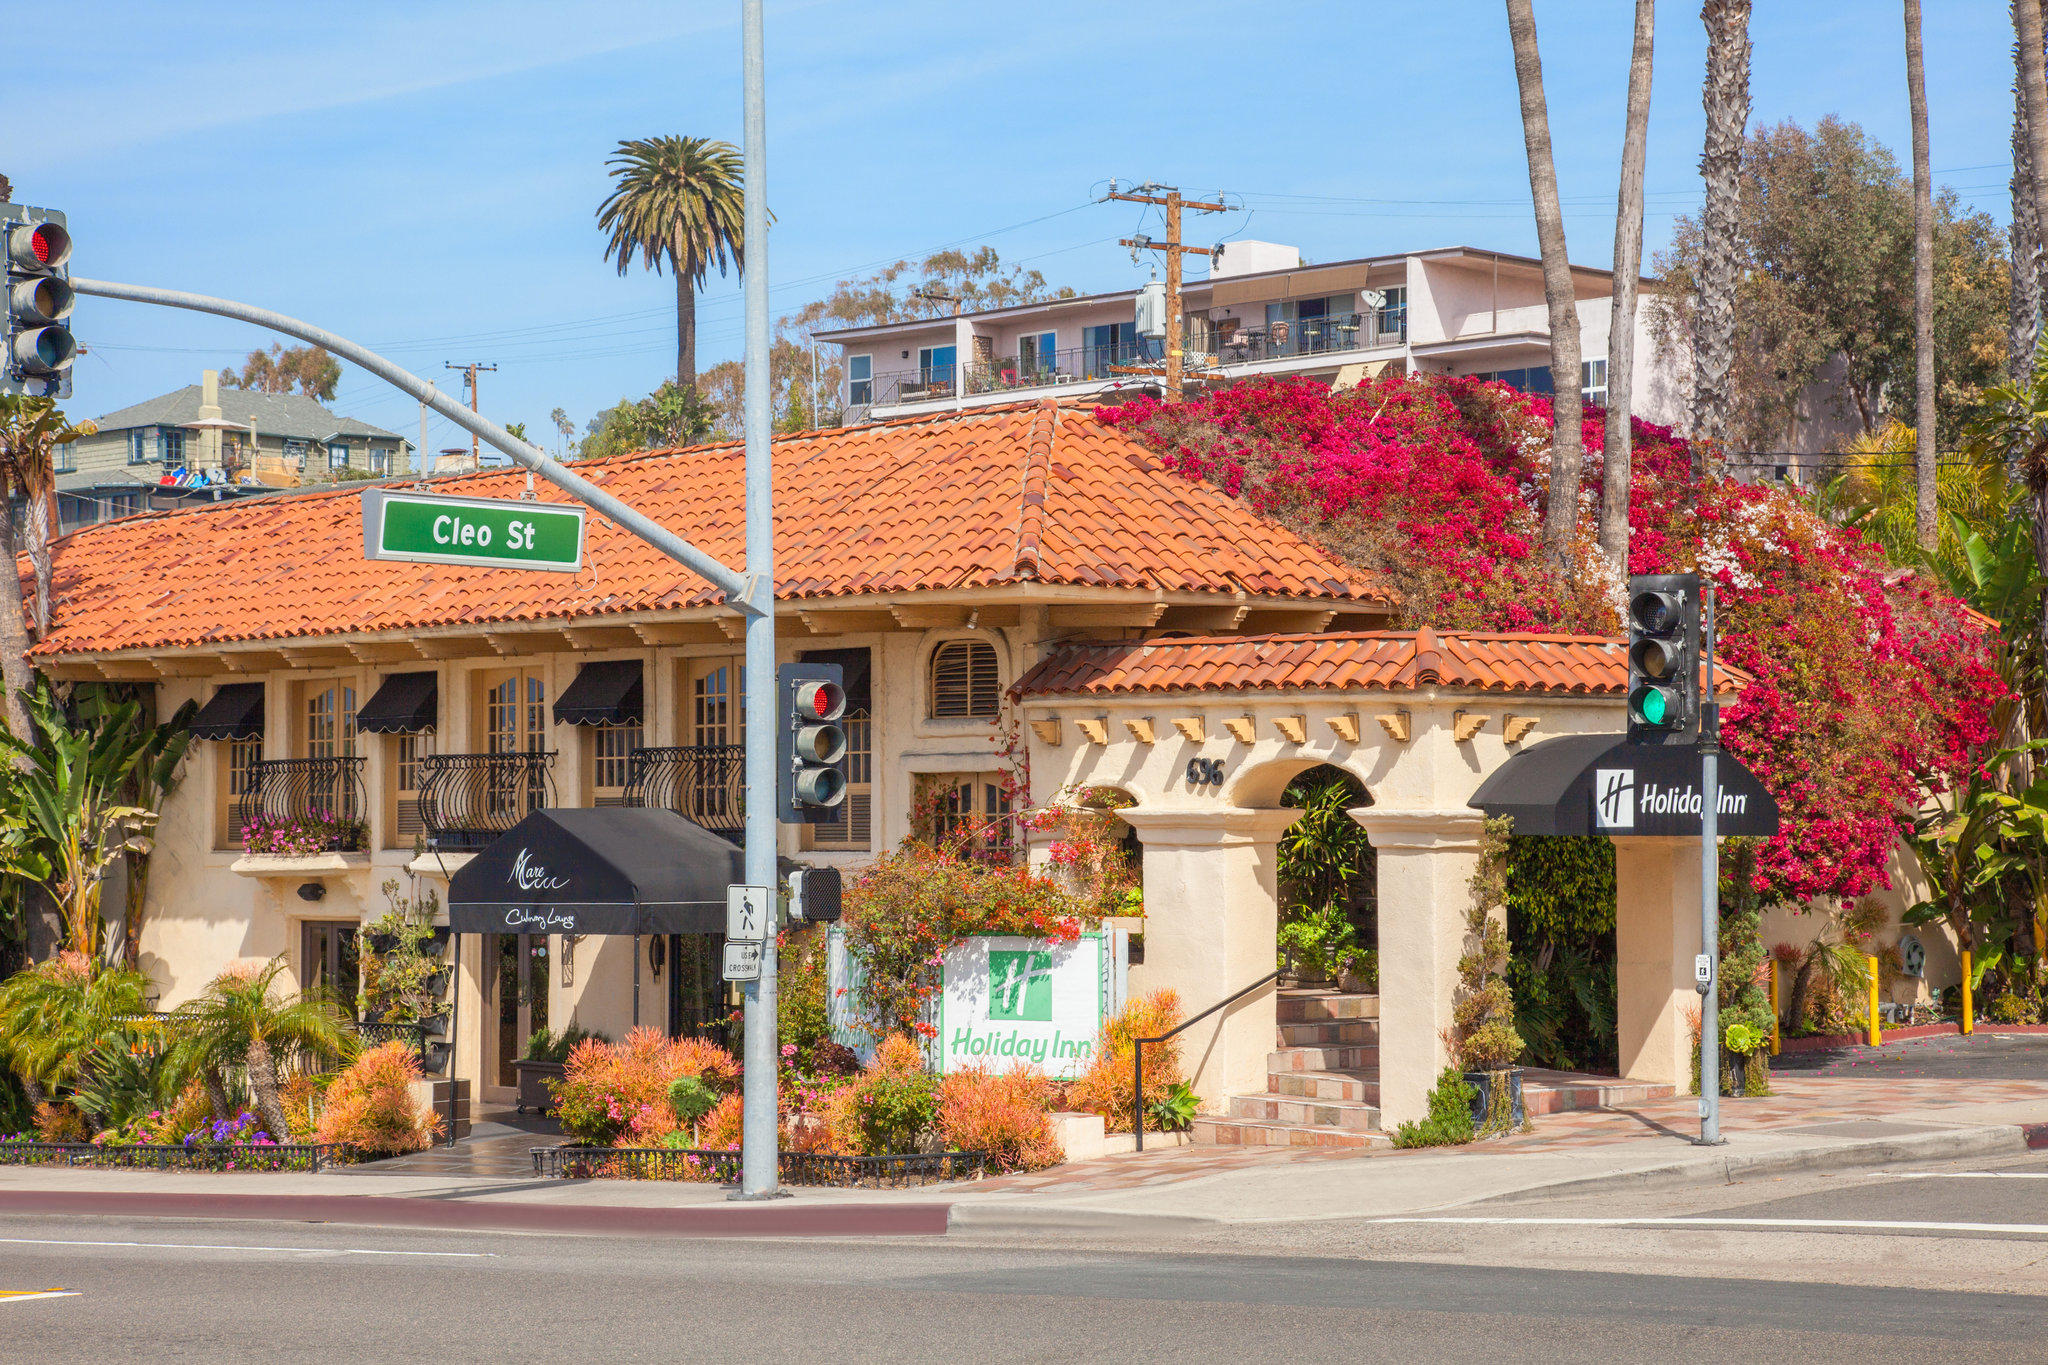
1100, 375, 2003, 904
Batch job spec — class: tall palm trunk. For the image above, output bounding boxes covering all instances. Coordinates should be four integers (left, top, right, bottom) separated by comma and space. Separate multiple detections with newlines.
1907, 0, 1937, 552
0, 494, 33, 743
1505, 0, 1586, 570
675, 229, 697, 388
245, 1035, 292, 1141
1692, 0, 1752, 470
2017, 2, 2047, 383
1603, 0, 1656, 576
2015, 1, 2048, 666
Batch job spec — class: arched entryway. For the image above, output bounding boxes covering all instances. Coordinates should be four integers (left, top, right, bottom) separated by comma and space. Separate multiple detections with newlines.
1276, 764, 1376, 990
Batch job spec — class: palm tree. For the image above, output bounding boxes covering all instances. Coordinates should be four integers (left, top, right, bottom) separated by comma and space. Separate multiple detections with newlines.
1692, 0, 1753, 469
0, 952, 150, 1106
1821, 421, 2013, 581
1504, 0, 1586, 570
1602, 0, 1656, 574
0, 397, 96, 741
171, 957, 353, 1142
2019, 3, 2048, 307
597, 136, 749, 389
1906, 0, 1937, 551
2013, 2, 2044, 384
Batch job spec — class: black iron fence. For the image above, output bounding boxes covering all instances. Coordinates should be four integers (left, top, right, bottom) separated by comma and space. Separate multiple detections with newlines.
417, 751, 555, 852
234, 757, 369, 851
531, 1145, 987, 1187
623, 745, 744, 842
0, 1141, 354, 1172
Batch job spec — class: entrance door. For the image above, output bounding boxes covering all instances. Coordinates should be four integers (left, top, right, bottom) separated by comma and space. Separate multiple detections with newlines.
301, 920, 360, 1010
668, 933, 737, 1052
487, 933, 550, 1094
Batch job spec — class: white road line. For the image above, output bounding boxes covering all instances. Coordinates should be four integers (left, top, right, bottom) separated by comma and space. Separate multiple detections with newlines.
0, 1292, 81, 1304
1872, 1171, 2048, 1179
1371, 1216, 2048, 1235
0, 1237, 493, 1259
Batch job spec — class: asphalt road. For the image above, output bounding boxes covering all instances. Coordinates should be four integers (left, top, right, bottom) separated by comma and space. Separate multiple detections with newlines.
7, 1153, 2048, 1363
1772, 1029, 2048, 1078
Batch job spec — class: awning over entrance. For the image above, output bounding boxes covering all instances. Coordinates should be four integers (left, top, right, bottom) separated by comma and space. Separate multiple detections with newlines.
553, 660, 643, 727
354, 671, 437, 735
446, 807, 742, 937
188, 682, 265, 741
1468, 732, 1778, 837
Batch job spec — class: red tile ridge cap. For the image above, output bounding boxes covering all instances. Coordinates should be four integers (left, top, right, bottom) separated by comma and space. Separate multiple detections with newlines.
1010, 401, 1057, 581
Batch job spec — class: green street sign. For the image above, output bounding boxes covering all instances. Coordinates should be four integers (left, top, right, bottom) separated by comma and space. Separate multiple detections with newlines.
360, 489, 586, 573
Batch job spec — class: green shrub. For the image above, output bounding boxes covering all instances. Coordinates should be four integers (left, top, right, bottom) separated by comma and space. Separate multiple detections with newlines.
667, 1075, 718, 1127
1391, 1069, 1476, 1148
1988, 993, 2035, 1025
1146, 1081, 1200, 1133
1277, 903, 1369, 981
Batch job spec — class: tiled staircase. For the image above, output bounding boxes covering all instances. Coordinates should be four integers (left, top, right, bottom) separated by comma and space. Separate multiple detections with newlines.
1189, 989, 1679, 1148
1191, 989, 1389, 1148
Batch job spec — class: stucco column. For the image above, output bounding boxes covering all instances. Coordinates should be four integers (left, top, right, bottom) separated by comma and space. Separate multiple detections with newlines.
1116, 807, 1301, 1110
1351, 808, 1486, 1128
1612, 836, 1701, 1088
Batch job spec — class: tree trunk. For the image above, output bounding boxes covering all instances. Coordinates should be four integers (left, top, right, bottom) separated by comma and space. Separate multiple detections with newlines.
1603, 0, 1656, 576
1692, 0, 1753, 469
2012, 1, 2044, 384
1907, 0, 1938, 552
0, 491, 33, 743
20, 1074, 45, 1107
675, 239, 697, 389
245, 1036, 292, 1142
1505, 0, 1586, 571
123, 854, 150, 971
2020, 0, 2048, 266
203, 1068, 231, 1122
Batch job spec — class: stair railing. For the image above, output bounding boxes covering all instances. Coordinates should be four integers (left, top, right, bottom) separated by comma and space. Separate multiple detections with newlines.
1134, 969, 1280, 1153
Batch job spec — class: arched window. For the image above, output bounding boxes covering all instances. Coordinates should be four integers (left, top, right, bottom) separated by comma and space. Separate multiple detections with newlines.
928, 640, 1000, 719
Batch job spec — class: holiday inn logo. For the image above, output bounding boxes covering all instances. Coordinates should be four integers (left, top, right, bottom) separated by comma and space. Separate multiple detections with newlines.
988, 949, 1054, 1021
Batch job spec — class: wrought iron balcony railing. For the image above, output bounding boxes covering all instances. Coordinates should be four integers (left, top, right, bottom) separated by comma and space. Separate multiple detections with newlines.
417, 751, 556, 852
234, 757, 369, 852
623, 744, 744, 843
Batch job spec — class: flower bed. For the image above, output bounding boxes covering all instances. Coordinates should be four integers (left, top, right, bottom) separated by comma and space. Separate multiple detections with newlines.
530, 1144, 986, 1187
240, 813, 368, 856
0, 1137, 353, 1172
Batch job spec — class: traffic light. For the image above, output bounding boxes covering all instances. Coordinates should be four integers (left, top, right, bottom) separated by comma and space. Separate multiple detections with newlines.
776, 662, 847, 822
788, 866, 843, 923
2, 205, 74, 399
1626, 572, 1701, 744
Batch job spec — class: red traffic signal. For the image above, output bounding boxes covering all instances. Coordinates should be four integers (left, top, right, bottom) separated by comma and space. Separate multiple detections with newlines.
7, 221, 70, 272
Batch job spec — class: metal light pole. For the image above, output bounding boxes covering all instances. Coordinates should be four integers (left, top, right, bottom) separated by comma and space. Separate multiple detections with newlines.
1697, 582, 1725, 1146
736, 0, 781, 1200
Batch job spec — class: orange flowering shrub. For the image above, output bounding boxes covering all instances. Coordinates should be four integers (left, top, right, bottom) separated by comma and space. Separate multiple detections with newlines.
938, 1066, 1062, 1171
549, 1028, 741, 1146
32, 1101, 87, 1143
278, 1074, 328, 1141
314, 1042, 441, 1156
1066, 990, 1183, 1133
698, 1092, 746, 1151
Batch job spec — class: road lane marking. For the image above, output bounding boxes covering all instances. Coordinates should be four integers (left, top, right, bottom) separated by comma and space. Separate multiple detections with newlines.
0, 1237, 493, 1259
1371, 1216, 2048, 1235
0, 1291, 80, 1304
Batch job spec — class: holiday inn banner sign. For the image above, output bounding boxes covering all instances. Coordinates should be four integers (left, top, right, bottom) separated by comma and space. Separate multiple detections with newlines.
1469, 732, 1780, 838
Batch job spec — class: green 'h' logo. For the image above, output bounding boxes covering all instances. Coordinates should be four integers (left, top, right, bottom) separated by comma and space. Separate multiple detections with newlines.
988, 950, 1053, 1021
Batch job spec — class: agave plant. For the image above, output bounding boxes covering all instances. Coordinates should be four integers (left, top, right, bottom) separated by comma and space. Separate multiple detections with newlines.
170, 957, 355, 1143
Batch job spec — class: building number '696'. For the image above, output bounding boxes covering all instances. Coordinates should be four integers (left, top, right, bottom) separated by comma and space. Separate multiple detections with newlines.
1185, 757, 1225, 788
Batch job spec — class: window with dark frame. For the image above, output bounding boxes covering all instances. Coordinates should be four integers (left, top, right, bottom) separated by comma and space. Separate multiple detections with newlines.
928, 640, 1000, 719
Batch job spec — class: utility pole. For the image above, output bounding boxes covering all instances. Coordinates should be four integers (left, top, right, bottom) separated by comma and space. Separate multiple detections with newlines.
1105, 183, 1227, 400
445, 361, 497, 467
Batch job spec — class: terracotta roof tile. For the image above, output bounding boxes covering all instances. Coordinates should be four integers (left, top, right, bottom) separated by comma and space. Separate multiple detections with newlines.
1013, 631, 1751, 699
32, 402, 1389, 658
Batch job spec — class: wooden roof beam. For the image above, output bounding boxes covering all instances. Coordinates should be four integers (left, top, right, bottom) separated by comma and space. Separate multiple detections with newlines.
1048, 603, 1168, 632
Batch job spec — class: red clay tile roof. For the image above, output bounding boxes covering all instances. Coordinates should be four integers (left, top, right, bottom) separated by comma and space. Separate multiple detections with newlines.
1014, 629, 1751, 699
32, 402, 1389, 658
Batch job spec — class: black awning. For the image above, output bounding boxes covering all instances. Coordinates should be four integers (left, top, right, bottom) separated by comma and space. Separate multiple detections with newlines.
1468, 732, 1778, 837
188, 683, 265, 742
445, 807, 742, 936
553, 659, 643, 727
355, 671, 437, 735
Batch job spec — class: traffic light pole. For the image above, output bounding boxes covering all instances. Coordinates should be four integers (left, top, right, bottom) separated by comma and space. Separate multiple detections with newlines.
1697, 582, 1725, 1146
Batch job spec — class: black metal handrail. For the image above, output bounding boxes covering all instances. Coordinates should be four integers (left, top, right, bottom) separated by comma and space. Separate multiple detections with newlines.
234, 756, 368, 851
418, 751, 556, 852
623, 744, 744, 842
1133, 969, 1281, 1152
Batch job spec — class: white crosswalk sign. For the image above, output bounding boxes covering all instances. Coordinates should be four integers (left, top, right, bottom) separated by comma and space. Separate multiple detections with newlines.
727, 884, 771, 942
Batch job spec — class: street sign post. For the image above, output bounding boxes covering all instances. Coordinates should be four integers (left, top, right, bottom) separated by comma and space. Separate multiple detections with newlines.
722, 941, 763, 982
360, 488, 586, 573
726, 884, 771, 942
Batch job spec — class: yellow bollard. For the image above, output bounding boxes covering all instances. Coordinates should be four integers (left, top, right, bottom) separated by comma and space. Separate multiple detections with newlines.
1961, 948, 1974, 1035
1867, 954, 1882, 1047
1769, 959, 1782, 1056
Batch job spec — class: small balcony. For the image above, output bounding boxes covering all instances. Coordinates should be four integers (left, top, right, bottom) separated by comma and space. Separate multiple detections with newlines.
1205, 312, 1405, 366
417, 751, 556, 853
235, 757, 369, 853
623, 745, 744, 843
859, 342, 1161, 410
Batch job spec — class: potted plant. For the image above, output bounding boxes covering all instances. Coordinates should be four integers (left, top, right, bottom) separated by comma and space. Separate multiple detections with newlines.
512, 1025, 603, 1115
356, 879, 451, 1043
1453, 817, 1526, 1135
1277, 902, 1369, 989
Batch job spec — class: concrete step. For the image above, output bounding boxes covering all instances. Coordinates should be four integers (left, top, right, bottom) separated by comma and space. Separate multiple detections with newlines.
1226, 1092, 1382, 1131
1190, 1115, 1390, 1149
1521, 1073, 1675, 1115
1268, 1044, 1378, 1073
1276, 991, 1381, 1023
1268, 1068, 1375, 1102
1276, 1017, 1380, 1048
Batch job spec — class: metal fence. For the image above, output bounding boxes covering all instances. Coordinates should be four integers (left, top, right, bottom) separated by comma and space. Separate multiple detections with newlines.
531, 1145, 987, 1187
0, 1141, 354, 1172
622, 744, 745, 842
234, 756, 369, 850
417, 750, 556, 852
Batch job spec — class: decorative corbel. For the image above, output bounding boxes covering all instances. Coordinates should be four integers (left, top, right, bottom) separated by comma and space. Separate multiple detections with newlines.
1272, 714, 1308, 744
1374, 710, 1411, 743
1171, 716, 1206, 743
1503, 714, 1539, 745
1029, 717, 1063, 747
1123, 717, 1157, 744
1221, 715, 1257, 745
1325, 711, 1361, 744
1452, 711, 1489, 742
1074, 717, 1109, 745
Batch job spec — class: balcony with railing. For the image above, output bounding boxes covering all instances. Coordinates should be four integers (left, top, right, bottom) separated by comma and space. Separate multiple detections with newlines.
1204, 311, 1406, 367
623, 744, 744, 843
417, 751, 556, 853
235, 757, 369, 852
857, 342, 1161, 411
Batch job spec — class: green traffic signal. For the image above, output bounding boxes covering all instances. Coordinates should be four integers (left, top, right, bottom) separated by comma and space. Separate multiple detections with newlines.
1630, 682, 1676, 728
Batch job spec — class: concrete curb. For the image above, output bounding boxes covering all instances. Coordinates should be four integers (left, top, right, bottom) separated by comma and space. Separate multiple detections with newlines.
1469, 1123, 2035, 1209
946, 1203, 1223, 1238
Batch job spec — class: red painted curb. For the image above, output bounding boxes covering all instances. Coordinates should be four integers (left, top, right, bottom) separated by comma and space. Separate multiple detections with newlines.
0, 1190, 951, 1238
1778, 1022, 2048, 1054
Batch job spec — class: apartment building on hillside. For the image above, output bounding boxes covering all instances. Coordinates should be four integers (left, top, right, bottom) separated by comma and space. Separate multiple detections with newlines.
811, 240, 1684, 429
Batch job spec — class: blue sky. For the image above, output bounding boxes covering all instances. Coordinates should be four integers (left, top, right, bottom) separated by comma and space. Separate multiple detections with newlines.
15, 0, 2013, 456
